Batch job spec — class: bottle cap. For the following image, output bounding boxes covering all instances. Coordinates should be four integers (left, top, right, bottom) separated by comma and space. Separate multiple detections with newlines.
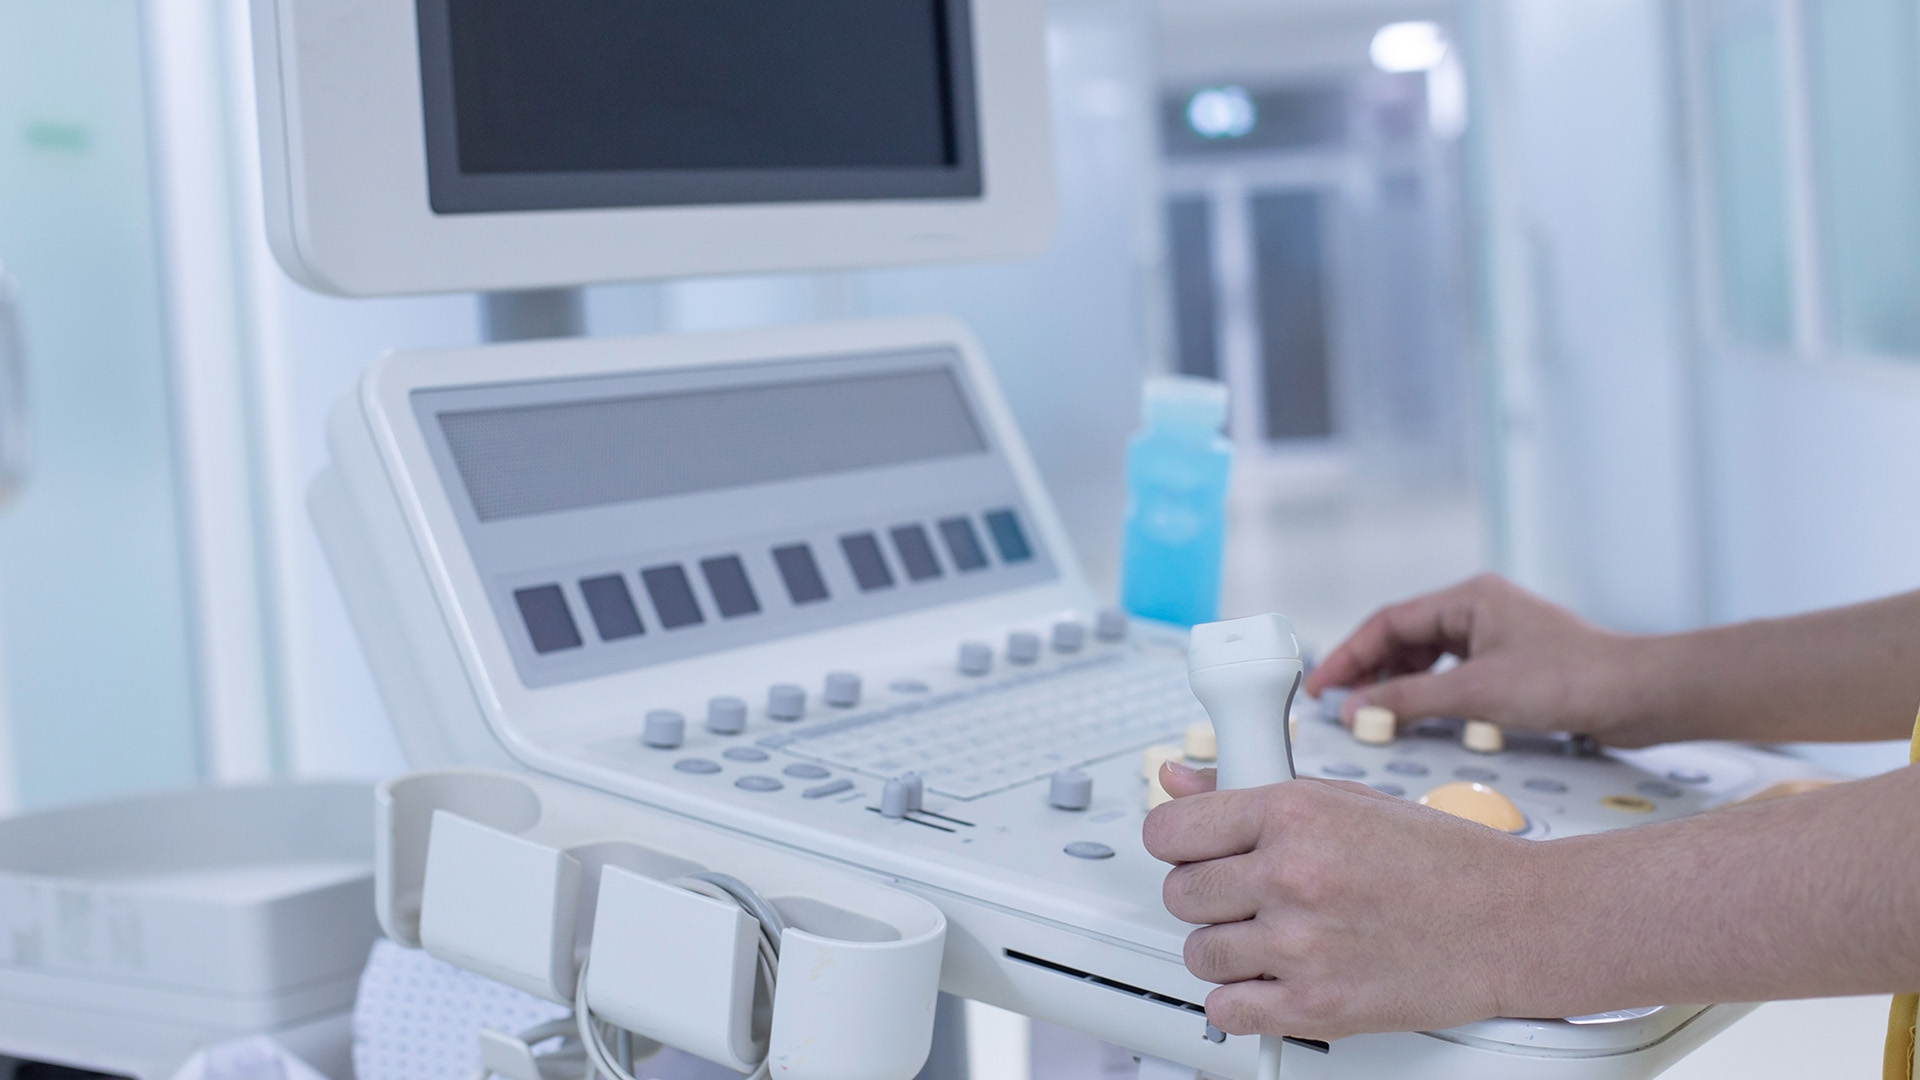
1143, 376, 1228, 431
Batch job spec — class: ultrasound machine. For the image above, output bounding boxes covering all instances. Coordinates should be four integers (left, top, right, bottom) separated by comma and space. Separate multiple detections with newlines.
253, 1, 1833, 1076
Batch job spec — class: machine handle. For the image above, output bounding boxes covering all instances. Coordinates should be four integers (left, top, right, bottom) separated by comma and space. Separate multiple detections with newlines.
0, 266, 26, 508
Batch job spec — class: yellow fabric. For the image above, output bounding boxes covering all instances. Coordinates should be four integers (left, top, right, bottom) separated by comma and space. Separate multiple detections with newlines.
1883, 712, 1920, 1080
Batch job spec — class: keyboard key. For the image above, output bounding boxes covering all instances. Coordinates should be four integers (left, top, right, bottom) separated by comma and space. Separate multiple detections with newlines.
764, 653, 1203, 799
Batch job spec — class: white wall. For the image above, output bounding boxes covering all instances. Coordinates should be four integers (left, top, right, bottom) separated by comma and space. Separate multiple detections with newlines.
1698, 357, 1920, 623
1471, 0, 1706, 634
1471, 0, 1914, 773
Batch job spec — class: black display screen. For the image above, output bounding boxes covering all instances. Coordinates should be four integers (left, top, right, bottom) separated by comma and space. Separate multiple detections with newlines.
417, 0, 983, 213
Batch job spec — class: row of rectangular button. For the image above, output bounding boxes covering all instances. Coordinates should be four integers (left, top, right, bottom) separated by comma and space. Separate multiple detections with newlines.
513, 508, 1034, 655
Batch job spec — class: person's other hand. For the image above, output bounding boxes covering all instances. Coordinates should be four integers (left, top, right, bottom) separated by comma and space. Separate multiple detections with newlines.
1144, 761, 1547, 1039
1305, 573, 1655, 745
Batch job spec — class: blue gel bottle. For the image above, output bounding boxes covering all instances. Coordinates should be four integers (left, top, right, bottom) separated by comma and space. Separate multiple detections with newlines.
1120, 376, 1231, 627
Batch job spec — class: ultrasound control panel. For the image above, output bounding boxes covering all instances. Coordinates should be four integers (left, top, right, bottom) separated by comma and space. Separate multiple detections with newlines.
409, 342, 1058, 688
316, 317, 1832, 1079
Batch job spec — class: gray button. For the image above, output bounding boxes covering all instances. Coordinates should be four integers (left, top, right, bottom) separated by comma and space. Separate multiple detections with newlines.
784, 763, 831, 780
1006, 631, 1041, 665
1318, 688, 1350, 724
1322, 762, 1366, 778
1667, 768, 1710, 785
1524, 777, 1568, 794
1636, 780, 1683, 799
1051, 621, 1086, 654
1048, 769, 1093, 810
767, 683, 805, 721
1373, 783, 1406, 798
958, 641, 993, 676
1095, 609, 1129, 642
706, 697, 748, 736
674, 758, 722, 775
643, 710, 686, 749
1455, 766, 1499, 783
824, 671, 861, 708
1204, 1024, 1227, 1044
891, 679, 930, 694
1385, 760, 1430, 777
1566, 734, 1602, 758
880, 776, 915, 818
901, 772, 925, 812
1064, 841, 1114, 860
724, 747, 769, 763
803, 779, 854, 799
735, 776, 783, 793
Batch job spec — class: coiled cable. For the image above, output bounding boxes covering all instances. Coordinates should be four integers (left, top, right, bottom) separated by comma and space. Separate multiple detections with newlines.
573, 871, 785, 1080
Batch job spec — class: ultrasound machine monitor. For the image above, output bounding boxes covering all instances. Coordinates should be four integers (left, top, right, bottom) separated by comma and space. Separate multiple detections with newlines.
249, 0, 1055, 295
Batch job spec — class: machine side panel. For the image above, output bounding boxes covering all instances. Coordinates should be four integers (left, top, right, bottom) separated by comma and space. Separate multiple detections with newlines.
311, 395, 516, 770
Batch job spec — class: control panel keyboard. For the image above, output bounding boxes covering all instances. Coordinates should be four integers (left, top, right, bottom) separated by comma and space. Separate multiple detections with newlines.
761, 651, 1204, 799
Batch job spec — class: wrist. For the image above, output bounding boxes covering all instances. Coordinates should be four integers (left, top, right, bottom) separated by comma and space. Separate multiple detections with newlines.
1490, 833, 1624, 1019
1589, 632, 1699, 745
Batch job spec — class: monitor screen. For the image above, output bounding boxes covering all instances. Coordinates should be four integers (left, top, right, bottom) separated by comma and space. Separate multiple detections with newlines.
416, 0, 983, 214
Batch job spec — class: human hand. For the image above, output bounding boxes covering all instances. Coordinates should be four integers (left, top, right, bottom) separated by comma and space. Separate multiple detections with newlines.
1143, 761, 1547, 1040
1305, 573, 1657, 745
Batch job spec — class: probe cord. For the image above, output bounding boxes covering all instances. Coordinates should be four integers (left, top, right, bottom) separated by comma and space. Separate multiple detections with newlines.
1256, 1034, 1282, 1080
572, 871, 786, 1080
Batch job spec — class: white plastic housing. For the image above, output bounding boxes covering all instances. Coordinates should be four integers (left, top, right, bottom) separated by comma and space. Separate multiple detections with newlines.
417, 811, 582, 1004
1187, 614, 1304, 790
765, 898, 946, 1080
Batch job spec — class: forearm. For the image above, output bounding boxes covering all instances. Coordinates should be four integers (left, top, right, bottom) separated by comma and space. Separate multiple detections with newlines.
1619, 590, 1920, 743
1503, 767, 1920, 1017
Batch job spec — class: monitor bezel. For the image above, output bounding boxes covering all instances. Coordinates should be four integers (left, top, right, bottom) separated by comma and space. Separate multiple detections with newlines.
250, 0, 1055, 297
415, 0, 985, 214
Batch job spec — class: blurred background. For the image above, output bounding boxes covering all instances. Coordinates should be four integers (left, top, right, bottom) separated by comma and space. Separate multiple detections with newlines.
1, 0, 1917, 828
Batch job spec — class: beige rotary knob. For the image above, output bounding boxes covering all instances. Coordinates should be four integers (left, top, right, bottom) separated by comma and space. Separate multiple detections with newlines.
1462, 719, 1505, 754
1141, 743, 1184, 780
1145, 771, 1176, 810
1352, 705, 1397, 746
1183, 722, 1218, 762
1419, 781, 1527, 833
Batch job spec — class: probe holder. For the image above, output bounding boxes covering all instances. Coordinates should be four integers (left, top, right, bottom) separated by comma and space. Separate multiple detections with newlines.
587, 868, 765, 1071
378, 769, 947, 1080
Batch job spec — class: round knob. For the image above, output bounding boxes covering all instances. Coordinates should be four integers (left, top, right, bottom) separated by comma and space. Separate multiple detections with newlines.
880, 776, 914, 818
1352, 705, 1397, 746
1141, 743, 1183, 780
767, 683, 806, 722
1463, 720, 1505, 754
1418, 781, 1526, 833
706, 697, 747, 736
1145, 771, 1175, 810
1183, 722, 1217, 762
958, 641, 993, 676
824, 671, 861, 708
1048, 769, 1093, 810
642, 710, 686, 749
1006, 631, 1041, 665
1051, 621, 1086, 654
1095, 609, 1129, 642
